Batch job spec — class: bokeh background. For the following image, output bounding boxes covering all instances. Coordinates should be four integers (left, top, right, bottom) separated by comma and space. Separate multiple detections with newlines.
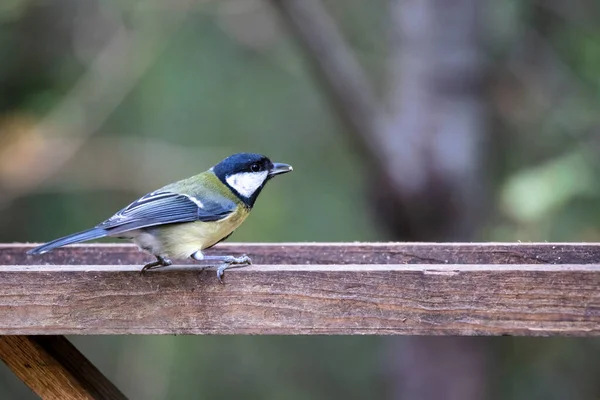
1, 0, 600, 399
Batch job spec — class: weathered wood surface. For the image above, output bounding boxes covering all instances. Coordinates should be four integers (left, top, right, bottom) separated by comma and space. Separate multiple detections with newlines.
0, 243, 599, 336
4, 242, 600, 265
0, 335, 127, 400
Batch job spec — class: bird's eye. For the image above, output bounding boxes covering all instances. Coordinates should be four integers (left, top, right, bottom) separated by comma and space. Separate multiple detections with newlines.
250, 163, 260, 172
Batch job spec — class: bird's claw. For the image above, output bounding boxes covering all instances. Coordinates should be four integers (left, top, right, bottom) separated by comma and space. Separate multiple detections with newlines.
233, 254, 252, 265
140, 256, 172, 275
216, 254, 252, 284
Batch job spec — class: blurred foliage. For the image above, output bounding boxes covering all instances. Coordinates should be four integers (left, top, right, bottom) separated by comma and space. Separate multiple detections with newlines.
0, 0, 599, 399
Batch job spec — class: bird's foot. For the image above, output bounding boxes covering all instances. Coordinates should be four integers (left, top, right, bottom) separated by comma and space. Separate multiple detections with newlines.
140, 256, 172, 274
216, 255, 252, 284
190, 251, 252, 283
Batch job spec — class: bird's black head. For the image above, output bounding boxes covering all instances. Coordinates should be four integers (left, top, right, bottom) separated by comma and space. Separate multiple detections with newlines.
212, 153, 292, 207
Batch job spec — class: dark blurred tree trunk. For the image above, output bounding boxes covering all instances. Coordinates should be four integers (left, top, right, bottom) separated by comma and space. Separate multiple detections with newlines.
382, 1, 489, 399
372, 0, 487, 241
386, 337, 489, 400
271, 0, 490, 398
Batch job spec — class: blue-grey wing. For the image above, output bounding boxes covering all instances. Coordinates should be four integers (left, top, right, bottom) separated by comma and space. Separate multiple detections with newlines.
96, 190, 236, 235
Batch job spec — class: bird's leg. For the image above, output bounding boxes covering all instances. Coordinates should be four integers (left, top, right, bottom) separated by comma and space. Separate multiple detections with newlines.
140, 255, 172, 274
191, 251, 252, 283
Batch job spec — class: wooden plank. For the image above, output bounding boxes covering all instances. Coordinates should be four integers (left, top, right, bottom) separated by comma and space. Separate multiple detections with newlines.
0, 261, 597, 336
3, 242, 600, 265
0, 335, 127, 400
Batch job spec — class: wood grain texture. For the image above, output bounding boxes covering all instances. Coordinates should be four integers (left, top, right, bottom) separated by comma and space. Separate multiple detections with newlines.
0, 242, 599, 336
4, 242, 600, 265
0, 335, 127, 400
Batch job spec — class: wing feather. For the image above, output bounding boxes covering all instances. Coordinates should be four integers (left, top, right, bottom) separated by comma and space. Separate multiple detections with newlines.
96, 190, 236, 235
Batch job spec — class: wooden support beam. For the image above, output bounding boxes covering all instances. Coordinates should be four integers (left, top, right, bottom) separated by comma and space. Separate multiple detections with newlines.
4, 242, 600, 265
0, 243, 598, 336
0, 335, 127, 400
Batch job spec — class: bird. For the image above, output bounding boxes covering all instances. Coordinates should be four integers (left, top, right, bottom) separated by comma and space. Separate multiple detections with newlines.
27, 153, 293, 282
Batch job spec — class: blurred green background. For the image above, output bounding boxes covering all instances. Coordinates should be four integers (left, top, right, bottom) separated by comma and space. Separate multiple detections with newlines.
1, 0, 600, 399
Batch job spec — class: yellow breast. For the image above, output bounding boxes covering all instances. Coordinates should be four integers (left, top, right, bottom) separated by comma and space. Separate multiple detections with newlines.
154, 206, 249, 259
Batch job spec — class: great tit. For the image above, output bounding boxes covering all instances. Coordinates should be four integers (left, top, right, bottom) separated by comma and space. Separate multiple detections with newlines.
28, 153, 293, 282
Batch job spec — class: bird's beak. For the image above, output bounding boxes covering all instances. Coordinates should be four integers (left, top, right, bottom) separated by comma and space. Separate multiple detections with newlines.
269, 162, 293, 177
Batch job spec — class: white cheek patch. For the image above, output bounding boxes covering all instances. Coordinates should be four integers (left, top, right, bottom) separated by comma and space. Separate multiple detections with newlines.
226, 171, 268, 198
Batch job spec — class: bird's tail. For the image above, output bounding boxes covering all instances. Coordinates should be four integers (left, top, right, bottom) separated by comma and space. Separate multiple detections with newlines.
27, 227, 107, 255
